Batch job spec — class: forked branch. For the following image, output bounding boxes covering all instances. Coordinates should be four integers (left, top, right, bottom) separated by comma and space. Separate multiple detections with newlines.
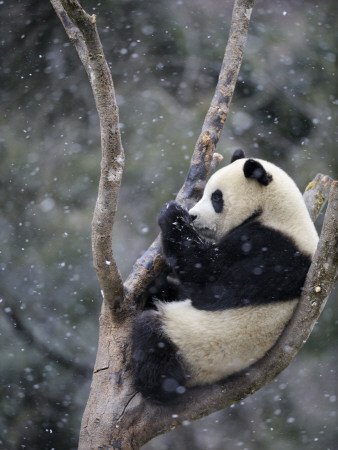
51, 1, 337, 448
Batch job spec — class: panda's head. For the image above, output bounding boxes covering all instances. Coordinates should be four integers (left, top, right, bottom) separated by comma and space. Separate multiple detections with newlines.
188, 150, 317, 253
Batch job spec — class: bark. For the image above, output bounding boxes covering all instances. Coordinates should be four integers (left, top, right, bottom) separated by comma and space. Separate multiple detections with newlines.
50, 1, 338, 449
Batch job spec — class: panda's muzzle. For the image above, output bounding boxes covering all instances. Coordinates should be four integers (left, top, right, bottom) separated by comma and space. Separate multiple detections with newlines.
189, 215, 217, 240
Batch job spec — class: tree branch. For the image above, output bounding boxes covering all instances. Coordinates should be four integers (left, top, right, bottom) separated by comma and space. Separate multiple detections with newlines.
124, 0, 255, 305
51, 0, 125, 310
176, 0, 254, 208
303, 173, 333, 222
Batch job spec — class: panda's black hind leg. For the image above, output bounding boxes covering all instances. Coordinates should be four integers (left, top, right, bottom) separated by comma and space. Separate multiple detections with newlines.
132, 310, 186, 402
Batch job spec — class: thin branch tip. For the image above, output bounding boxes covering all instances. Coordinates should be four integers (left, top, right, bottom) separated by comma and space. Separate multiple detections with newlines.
210, 152, 224, 173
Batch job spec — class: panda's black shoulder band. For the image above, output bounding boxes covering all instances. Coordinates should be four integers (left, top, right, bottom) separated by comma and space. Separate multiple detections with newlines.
243, 159, 273, 186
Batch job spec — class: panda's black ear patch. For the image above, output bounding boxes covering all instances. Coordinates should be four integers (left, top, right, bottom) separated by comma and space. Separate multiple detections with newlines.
231, 149, 245, 163
243, 159, 273, 186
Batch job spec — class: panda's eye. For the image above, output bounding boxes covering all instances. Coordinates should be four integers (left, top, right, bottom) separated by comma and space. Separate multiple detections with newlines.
211, 189, 223, 213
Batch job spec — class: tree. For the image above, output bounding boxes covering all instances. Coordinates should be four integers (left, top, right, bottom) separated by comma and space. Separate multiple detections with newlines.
50, 0, 337, 448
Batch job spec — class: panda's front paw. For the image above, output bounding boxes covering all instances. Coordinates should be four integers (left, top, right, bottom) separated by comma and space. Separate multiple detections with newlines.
158, 201, 190, 231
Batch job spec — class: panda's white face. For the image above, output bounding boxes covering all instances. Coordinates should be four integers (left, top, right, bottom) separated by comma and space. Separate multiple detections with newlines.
189, 159, 262, 241
188, 158, 318, 255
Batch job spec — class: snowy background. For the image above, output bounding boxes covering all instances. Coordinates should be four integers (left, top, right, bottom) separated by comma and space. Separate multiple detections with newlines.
0, 0, 337, 448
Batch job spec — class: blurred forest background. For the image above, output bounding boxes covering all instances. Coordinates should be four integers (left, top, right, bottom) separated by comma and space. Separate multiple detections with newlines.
0, 0, 337, 449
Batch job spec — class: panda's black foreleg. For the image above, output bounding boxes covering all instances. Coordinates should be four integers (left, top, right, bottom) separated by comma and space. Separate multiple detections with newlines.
132, 310, 187, 402
158, 201, 215, 283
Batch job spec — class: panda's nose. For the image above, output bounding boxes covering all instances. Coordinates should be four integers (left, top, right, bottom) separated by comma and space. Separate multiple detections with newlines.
189, 214, 197, 222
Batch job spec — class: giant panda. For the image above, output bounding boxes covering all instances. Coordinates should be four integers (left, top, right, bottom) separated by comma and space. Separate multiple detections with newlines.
132, 149, 319, 402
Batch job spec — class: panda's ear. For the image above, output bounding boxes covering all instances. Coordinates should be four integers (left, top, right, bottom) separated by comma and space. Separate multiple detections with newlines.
231, 149, 245, 163
243, 159, 273, 186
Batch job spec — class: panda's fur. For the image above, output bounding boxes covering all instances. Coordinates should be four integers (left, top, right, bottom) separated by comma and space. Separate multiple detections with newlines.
132, 150, 319, 402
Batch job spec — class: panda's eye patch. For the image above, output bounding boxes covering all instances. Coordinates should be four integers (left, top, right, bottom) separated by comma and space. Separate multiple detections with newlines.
211, 189, 223, 213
